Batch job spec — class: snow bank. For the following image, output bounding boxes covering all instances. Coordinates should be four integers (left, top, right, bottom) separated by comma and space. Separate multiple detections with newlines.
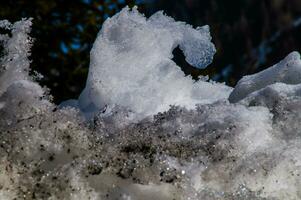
1, 7, 301, 200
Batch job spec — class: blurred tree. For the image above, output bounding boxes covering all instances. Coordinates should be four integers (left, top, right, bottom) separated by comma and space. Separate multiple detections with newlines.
0, 0, 141, 103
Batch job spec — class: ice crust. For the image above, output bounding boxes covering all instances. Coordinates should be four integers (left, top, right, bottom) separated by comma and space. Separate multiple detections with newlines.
1, 7, 301, 200
77, 7, 230, 120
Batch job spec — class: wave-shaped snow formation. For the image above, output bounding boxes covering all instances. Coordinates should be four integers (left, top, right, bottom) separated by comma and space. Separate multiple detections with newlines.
1, 7, 301, 200
76, 6, 231, 120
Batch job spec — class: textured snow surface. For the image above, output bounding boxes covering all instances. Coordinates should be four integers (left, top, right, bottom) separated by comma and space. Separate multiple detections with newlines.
229, 51, 301, 103
77, 6, 231, 120
1, 7, 301, 200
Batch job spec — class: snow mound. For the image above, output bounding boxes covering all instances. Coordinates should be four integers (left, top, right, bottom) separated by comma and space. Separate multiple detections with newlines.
77, 6, 231, 120
229, 51, 301, 103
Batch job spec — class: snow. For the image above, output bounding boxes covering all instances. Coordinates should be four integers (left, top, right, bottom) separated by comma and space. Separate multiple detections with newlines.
0, 19, 32, 94
1, 7, 301, 200
229, 51, 301, 103
77, 6, 231, 120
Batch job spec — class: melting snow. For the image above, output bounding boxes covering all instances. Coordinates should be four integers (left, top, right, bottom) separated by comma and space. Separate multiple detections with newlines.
0, 6, 301, 200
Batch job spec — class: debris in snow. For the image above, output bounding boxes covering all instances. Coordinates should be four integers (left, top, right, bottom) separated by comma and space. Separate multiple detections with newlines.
1, 7, 301, 200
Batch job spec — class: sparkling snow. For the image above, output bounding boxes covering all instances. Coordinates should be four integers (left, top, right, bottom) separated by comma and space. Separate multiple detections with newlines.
77, 6, 231, 120
1, 7, 301, 200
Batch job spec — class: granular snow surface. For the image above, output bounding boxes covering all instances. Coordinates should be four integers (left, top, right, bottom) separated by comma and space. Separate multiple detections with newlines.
0, 7, 301, 200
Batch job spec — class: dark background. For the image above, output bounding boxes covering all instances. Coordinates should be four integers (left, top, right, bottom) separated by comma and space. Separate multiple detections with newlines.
1, 0, 301, 103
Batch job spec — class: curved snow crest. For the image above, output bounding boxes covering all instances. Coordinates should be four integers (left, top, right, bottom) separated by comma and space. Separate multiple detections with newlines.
78, 6, 231, 120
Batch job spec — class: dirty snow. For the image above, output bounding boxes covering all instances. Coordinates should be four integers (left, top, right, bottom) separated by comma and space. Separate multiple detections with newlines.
1, 7, 301, 200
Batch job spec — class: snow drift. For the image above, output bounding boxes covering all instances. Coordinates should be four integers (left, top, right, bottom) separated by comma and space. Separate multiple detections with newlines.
1, 6, 301, 200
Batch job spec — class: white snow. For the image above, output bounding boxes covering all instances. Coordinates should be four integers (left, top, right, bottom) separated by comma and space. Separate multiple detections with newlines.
0, 18, 49, 109
229, 51, 301, 103
77, 6, 231, 120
